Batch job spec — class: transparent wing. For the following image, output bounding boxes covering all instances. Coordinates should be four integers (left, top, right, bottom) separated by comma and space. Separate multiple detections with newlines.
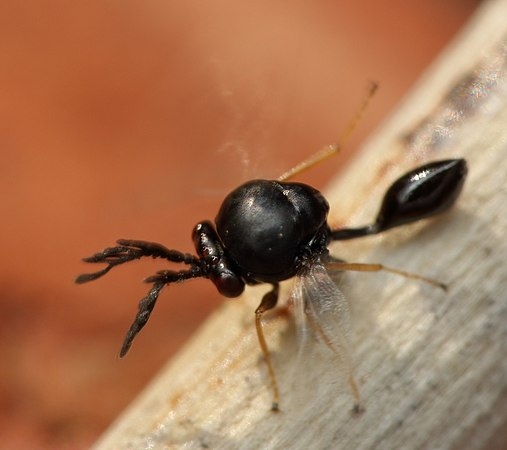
287, 258, 361, 408
299, 260, 353, 367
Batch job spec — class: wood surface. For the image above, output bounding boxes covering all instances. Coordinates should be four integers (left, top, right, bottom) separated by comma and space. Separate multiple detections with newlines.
93, 1, 507, 448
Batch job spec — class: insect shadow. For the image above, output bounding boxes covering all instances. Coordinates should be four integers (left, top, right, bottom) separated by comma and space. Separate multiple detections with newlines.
76, 85, 467, 411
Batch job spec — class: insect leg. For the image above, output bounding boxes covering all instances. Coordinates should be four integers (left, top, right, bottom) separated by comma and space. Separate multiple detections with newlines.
254, 283, 281, 411
326, 260, 446, 290
277, 82, 377, 182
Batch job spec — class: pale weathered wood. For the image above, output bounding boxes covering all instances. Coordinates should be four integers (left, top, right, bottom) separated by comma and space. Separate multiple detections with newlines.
93, 1, 507, 449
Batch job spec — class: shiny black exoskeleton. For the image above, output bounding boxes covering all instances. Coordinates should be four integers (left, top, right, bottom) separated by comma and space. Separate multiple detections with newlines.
216, 180, 330, 283
77, 158, 467, 407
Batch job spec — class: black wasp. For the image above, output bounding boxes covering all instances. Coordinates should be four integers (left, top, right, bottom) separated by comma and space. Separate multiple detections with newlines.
77, 88, 467, 411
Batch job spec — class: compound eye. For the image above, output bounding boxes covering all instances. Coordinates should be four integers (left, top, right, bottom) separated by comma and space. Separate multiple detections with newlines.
212, 270, 245, 298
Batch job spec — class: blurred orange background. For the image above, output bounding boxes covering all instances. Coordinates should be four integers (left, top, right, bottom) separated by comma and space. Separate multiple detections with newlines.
0, 1, 479, 448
